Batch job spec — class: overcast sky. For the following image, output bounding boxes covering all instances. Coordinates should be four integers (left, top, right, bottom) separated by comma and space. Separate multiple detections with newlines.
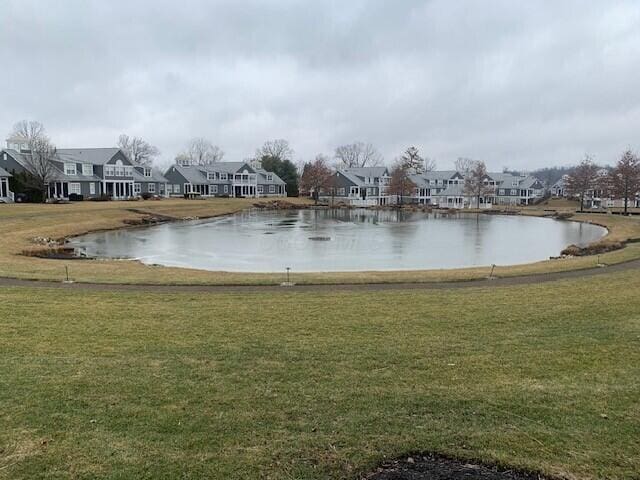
1, 1, 639, 170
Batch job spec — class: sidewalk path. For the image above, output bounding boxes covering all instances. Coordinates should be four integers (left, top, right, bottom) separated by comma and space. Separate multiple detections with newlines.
1, 259, 638, 294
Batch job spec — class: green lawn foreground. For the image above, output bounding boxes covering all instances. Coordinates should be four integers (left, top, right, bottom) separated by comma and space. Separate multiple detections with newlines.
1, 273, 639, 479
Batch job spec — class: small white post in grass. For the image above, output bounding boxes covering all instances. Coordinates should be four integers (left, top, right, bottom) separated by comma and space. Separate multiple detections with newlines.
63, 265, 74, 284
281, 266, 294, 287
487, 263, 497, 280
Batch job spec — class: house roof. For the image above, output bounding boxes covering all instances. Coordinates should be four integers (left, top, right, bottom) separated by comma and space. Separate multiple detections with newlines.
433, 183, 465, 197
256, 168, 286, 185
201, 162, 255, 174
335, 169, 362, 186
55, 148, 122, 165
3, 149, 31, 169
341, 166, 389, 178
133, 168, 168, 183
167, 164, 209, 184
0, 166, 11, 177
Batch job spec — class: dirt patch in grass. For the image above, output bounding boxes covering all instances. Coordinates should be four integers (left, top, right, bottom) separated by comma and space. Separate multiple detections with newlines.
364, 454, 549, 480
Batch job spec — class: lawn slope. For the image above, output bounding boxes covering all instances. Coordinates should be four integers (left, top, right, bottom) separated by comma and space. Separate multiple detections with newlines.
1, 270, 639, 479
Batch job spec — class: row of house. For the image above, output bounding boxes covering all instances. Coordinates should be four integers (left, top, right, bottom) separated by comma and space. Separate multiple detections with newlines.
0, 137, 287, 202
318, 167, 546, 208
551, 173, 640, 209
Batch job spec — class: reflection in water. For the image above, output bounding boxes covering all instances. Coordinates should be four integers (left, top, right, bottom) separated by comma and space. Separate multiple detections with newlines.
69, 209, 607, 273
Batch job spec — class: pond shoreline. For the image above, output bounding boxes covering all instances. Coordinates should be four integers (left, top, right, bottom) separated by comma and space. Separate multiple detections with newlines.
63, 205, 608, 273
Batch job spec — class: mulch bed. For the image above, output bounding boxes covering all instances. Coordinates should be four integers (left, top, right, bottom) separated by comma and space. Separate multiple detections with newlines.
363, 453, 548, 480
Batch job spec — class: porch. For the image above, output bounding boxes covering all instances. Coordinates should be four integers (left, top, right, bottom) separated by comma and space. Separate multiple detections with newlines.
0, 177, 13, 202
104, 181, 135, 200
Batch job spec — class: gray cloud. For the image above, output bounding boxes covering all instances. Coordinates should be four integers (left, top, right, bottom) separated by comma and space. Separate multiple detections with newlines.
1, 0, 639, 170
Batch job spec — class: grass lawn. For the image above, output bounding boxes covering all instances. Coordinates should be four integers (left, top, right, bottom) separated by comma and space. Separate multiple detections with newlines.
1, 198, 640, 285
1, 270, 639, 479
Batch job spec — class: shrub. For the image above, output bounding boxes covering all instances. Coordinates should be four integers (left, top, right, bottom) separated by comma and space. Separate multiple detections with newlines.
141, 192, 153, 200
68, 193, 84, 202
561, 240, 624, 257
89, 194, 112, 202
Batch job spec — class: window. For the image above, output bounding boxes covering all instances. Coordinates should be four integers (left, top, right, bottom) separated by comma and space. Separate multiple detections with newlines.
105, 165, 115, 176
173, 184, 180, 193
69, 183, 81, 195
148, 183, 155, 193
511, 189, 517, 195
134, 183, 141, 194
337, 188, 345, 195
350, 186, 359, 196
124, 166, 133, 177
144, 168, 152, 177
208, 172, 216, 180
167, 184, 173, 193
269, 185, 275, 193
82, 164, 93, 176
220, 173, 228, 181
210, 185, 218, 195
64, 163, 77, 175
257, 185, 264, 193
498, 189, 505, 195
223, 185, 228, 193
267, 174, 273, 181
89, 183, 96, 195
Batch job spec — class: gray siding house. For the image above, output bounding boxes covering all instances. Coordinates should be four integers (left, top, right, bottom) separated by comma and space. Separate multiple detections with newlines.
0, 143, 168, 201
319, 167, 391, 206
410, 171, 544, 207
164, 162, 286, 198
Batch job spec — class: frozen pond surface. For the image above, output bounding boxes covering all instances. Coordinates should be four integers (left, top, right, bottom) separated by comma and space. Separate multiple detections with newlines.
69, 209, 607, 272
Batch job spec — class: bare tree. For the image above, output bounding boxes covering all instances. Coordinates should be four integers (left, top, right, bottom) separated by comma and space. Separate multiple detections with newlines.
177, 138, 224, 166
424, 156, 437, 172
400, 146, 424, 173
334, 142, 383, 168
388, 158, 416, 205
118, 134, 160, 166
565, 155, 600, 212
300, 154, 333, 204
11, 120, 57, 202
606, 149, 640, 214
463, 161, 494, 209
255, 139, 294, 163
455, 157, 475, 175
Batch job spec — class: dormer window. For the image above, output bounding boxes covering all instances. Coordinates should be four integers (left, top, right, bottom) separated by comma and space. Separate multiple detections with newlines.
64, 163, 77, 175
220, 173, 228, 181
267, 174, 273, 181
208, 172, 216, 180
82, 164, 93, 176
144, 168, 152, 177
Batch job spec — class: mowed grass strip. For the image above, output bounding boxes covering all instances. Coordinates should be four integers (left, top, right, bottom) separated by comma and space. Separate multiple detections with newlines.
2, 199, 640, 285
1, 272, 639, 479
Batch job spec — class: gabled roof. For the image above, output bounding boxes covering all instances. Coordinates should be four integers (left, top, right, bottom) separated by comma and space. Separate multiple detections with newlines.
2, 149, 31, 169
56, 148, 122, 165
0, 166, 11, 177
341, 166, 389, 178
422, 170, 460, 181
133, 168, 168, 183
335, 169, 362, 186
202, 162, 255, 174
256, 168, 286, 185
166, 164, 209, 184
433, 183, 465, 197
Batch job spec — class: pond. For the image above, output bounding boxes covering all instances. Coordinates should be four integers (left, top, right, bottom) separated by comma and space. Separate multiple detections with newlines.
68, 209, 607, 272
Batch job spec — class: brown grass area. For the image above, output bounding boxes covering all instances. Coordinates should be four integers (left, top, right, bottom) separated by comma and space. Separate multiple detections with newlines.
1, 198, 640, 285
